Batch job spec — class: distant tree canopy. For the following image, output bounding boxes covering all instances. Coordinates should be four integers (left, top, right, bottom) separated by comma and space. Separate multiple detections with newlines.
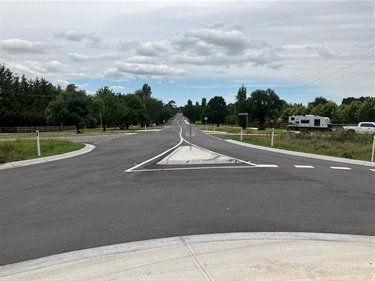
0, 64, 176, 130
45, 84, 92, 133
1, 64, 374, 129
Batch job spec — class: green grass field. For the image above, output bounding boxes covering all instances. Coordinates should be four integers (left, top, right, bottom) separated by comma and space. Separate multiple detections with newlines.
0, 139, 84, 164
231, 131, 374, 161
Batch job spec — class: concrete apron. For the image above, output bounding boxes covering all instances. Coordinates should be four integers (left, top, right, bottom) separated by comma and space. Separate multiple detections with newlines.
0, 233, 374, 281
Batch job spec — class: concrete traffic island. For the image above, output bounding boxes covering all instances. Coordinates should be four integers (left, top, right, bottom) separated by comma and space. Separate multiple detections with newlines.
157, 145, 244, 165
1, 233, 373, 280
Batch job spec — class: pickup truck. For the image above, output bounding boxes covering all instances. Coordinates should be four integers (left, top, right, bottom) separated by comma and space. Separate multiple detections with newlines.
343, 122, 375, 134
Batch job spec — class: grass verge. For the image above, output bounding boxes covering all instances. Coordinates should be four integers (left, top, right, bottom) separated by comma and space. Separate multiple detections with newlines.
0, 139, 84, 164
231, 131, 374, 161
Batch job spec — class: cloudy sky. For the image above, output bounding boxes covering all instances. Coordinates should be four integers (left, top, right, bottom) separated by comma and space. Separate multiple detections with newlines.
1, 0, 374, 106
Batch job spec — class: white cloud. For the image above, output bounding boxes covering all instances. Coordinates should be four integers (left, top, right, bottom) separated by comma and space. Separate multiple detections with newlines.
116, 62, 186, 76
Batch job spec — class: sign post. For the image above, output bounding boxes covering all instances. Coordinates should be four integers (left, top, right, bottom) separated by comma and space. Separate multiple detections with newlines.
36, 130, 41, 157
238, 113, 248, 134
185, 124, 196, 151
372, 135, 375, 162
204, 116, 208, 130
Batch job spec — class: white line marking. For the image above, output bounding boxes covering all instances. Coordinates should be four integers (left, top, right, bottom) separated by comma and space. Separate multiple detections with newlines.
294, 165, 315, 168
255, 164, 279, 168
124, 127, 184, 172
126, 123, 256, 172
330, 166, 352, 170
370, 169, 375, 172
127, 166, 258, 173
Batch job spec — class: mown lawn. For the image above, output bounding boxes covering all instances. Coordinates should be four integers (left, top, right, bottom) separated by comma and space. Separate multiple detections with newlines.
0, 139, 84, 164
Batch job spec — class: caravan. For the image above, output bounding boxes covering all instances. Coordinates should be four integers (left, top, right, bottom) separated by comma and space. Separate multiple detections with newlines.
288, 115, 332, 131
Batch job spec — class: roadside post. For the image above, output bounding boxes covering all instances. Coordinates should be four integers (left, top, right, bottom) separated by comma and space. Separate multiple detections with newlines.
145, 124, 146, 131
271, 128, 275, 147
240, 127, 243, 141
214, 124, 216, 132
185, 124, 196, 151
238, 113, 248, 134
204, 116, 208, 130
372, 136, 375, 162
36, 130, 41, 157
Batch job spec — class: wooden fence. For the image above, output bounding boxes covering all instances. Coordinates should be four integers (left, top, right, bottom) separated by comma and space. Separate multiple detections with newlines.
0, 126, 76, 133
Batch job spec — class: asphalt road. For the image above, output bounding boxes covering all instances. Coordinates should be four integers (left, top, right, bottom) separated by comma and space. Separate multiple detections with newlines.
1, 114, 374, 265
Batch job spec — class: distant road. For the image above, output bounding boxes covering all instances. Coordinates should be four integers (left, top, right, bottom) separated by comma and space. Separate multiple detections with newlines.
1, 113, 374, 265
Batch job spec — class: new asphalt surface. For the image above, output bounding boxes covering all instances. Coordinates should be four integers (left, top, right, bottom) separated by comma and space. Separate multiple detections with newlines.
1, 114, 374, 279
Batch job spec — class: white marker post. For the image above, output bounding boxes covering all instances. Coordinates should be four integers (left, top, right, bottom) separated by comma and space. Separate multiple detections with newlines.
271, 128, 275, 147
145, 124, 146, 131
204, 116, 208, 130
372, 135, 375, 162
185, 124, 195, 151
214, 124, 216, 132
36, 130, 41, 157
240, 127, 243, 141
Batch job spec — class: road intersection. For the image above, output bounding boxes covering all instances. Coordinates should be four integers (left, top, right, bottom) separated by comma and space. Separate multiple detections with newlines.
1, 114, 374, 279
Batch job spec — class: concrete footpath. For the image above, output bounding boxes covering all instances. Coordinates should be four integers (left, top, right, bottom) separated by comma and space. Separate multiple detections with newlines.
0, 233, 374, 280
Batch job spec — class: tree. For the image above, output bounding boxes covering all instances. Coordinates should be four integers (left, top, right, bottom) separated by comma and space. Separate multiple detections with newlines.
308, 96, 328, 107
235, 85, 247, 128
135, 83, 152, 102
204, 96, 227, 127
247, 89, 282, 129
45, 84, 92, 133
122, 94, 147, 129
358, 97, 375, 122
183, 99, 200, 123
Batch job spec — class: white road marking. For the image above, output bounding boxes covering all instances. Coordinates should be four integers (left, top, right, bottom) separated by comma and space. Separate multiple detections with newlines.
255, 164, 279, 168
370, 169, 375, 172
294, 165, 315, 168
127, 166, 258, 173
125, 127, 184, 172
330, 166, 352, 170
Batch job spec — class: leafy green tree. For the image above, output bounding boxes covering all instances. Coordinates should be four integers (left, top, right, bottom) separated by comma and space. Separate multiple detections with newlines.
226, 115, 237, 127
45, 84, 92, 133
183, 99, 200, 123
235, 85, 247, 128
204, 96, 227, 127
247, 89, 282, 129
358, 97, 375, 122
122, 94, 147, 129
308, 96, 328, 107
135, 83, 152, 102
144, 97, 164, 125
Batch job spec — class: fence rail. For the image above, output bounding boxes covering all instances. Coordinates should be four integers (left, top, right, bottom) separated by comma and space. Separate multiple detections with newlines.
0, 126, 76, 133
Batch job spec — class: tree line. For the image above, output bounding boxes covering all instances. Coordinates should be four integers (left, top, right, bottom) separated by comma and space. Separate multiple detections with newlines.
182, 85, 375, 129
0, 65, 177, 133
1, 64, 373, 131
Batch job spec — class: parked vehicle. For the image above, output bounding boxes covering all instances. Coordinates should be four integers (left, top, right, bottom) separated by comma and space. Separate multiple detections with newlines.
343, 122, 375, 134
288, 115, 332, 131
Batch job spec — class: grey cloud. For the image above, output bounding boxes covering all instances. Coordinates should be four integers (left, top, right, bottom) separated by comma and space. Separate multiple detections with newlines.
170, 25, 282, 69
2, 39, 53, 54
119, 41, 169, 57
54, 30, 103, 47
67, 53, 91, 62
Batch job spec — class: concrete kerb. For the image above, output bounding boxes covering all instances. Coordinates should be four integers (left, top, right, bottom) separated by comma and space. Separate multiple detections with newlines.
226, 139, 375, 167
0, 232, 373, 278
0, 144, 95, 170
